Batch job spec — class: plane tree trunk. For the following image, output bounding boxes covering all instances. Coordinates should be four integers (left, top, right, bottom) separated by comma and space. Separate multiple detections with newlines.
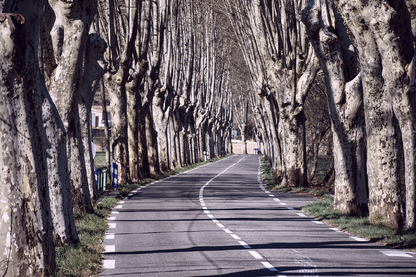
302, 0, 368, 215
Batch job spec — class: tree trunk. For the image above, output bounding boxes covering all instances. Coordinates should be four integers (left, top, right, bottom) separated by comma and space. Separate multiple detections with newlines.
48, 0, 94, 213
109, 71, 130, 184
337, 0, 413, 228
302, 0, 368, 215
0, 13, 56, 276
79, 30, 107, 200
279, 106, 308, 187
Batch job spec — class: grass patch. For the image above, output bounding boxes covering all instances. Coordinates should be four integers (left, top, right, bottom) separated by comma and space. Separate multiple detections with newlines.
260, 156, 329, 196
303, 197, 416, 250
54, 197, 118, 277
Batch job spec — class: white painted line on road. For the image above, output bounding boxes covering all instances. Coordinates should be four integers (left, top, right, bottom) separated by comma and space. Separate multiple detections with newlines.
297, 213, 307, 217
249, 250, 263, 259
208, 214, 214, 218
105, 233, 115, 240
128, 193, 133, 197
202, 206, 208, 210
279, 203, 287, 206
108, 223, 116, 228
269, 194, 275, 197
265, 191, 270, 193
261, 261, 278, 271
311, 220, 324, 224
212, 219, 219, 223
201, 203, 206, 207
329, 227, 343, 233
223, 229, 233, 234
350, 236, 368, 242
238, 241, 251, 249
108, 217, 116, 221
111, 211, 119, 215
231, 234, 241, 240
115, 205, 122, 209
273, 198, 280, 202
204, 210, 210, 214
103, 260, 115, 269
105, 245, 115, 253
380, 251, 413, 258
217, 223, 225, 228
119, 201, 125, 204
286, 207, 295, 210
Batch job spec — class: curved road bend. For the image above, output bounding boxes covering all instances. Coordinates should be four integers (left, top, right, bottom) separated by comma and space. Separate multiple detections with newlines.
101, 155, 416, 276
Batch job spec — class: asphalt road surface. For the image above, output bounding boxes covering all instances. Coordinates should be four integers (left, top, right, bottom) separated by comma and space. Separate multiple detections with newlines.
101, 155, 416, 276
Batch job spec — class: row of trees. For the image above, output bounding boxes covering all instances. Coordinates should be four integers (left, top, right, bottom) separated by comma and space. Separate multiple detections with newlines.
225, 0, 416, 231
0, 0, 233, 275
98, 0, 233, 184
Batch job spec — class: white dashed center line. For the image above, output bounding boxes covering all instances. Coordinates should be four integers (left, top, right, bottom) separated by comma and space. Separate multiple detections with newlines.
261, 261, 278, 271
199, 156, 284, 274
249, 250, 263, 259
238, 241, 251, 249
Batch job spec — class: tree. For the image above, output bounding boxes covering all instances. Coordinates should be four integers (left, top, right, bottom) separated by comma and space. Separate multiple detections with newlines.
336, 0, 416, 229
301, 0, 368, 215
0, 13, 56, 276
47, 0, 95, 213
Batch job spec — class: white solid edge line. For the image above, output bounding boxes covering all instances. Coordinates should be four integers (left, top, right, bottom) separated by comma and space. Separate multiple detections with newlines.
105, 245, 115, 253
108, 223, 116, 228
102, 260, 115, 269
329, 227, 342, 232
105, 233, 115, 239
231, 234, 241, 240
349, 236, 368, 242
380, 251, 413, 258
108, 217, 116, 221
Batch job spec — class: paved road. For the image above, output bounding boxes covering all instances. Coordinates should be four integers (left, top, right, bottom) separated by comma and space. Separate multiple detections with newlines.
101, 155, 416, 276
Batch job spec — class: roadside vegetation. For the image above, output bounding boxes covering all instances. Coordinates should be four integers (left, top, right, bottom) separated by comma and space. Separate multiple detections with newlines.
54, 154, 232, 276
260, 156, 416, 251
260, 156, 332, 197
